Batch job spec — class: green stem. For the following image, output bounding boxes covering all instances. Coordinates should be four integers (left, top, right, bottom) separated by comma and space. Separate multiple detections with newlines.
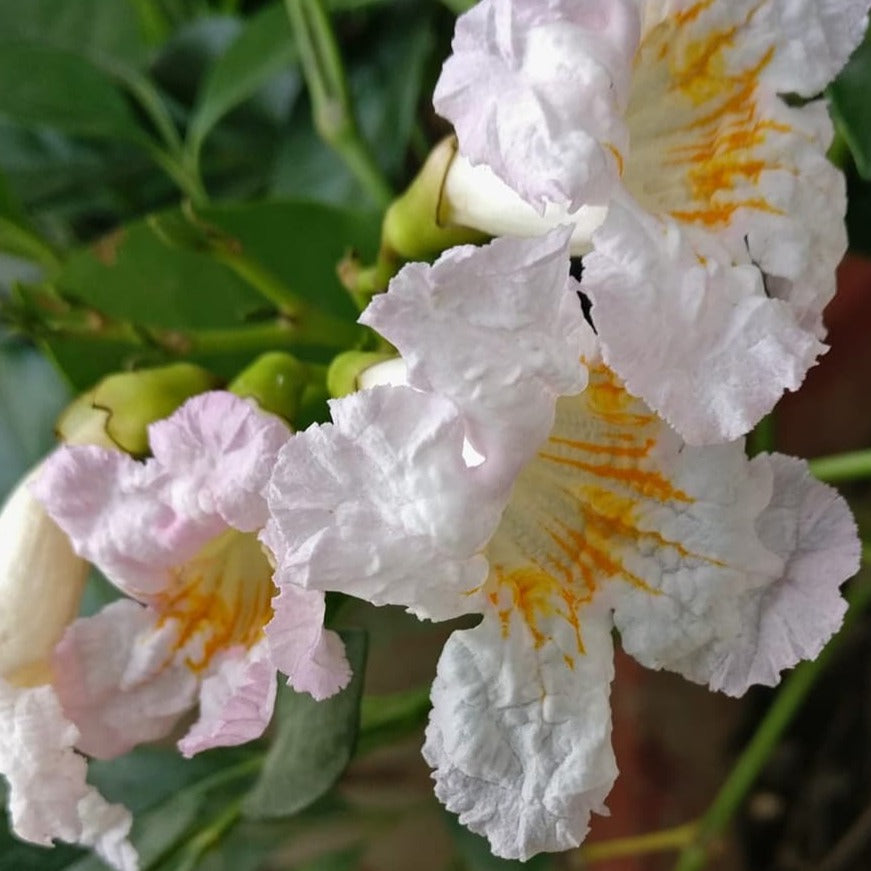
672, 562, 871, 871
809, 449, 871, 484
145, 144, 209, 207
285, 0, 393, 209
25, 309, 360, 356
578, 823, 698, 865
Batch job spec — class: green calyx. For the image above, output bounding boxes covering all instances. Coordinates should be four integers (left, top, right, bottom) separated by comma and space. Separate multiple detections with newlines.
229, 351, 327, 428
58, 362, 218, 456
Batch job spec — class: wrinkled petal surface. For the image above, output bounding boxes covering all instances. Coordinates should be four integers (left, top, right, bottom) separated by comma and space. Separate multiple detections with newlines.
583, 201, 824, 443
53, 600, 198, 759
264, 387, 503, 621
0, 680, 136, 871
149, 391, 290, 531
362, 229, 593, 477
434, 0, 639, 212
423, 614, 617, 860
264, 584, 350, 699
677, 453, 859, 695
34, 392, 289, 598
178, 640, 277, 757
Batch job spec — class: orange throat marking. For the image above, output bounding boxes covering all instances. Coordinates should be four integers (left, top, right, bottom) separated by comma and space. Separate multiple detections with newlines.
154, 529, 275, 672
484, 366, 720, 664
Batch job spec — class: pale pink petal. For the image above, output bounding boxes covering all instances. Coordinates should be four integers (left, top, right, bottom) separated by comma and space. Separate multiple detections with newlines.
263, 386, 504, 621
583, 199, 824, 444
423, 613, 617, 861
434, 0, 639, 212
33, 446, 206, 597
148, 391, 290, 531
178, 641, 277, 757
693, 454, 859, 696
264, 584, 350, 700
362, 229, 593, 478
0, 681, 136, 871
52, 600, 198, 759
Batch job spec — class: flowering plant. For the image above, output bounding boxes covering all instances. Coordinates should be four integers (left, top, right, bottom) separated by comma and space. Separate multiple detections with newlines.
1, 1, 871, 869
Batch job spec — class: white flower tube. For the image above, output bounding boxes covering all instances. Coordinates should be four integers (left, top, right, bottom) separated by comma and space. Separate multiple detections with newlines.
0, 467, 89, 686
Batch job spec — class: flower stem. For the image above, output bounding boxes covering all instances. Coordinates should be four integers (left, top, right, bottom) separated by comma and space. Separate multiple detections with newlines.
576, 822, 698, 865
809, 449, 871, 484
285, 0, 393, 209
671, 557, 871, 871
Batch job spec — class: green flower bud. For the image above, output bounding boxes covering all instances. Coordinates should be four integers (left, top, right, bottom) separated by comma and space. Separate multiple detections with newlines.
58, 363, 218, 457
229, 352, 317, 424
327, 351, 396, 398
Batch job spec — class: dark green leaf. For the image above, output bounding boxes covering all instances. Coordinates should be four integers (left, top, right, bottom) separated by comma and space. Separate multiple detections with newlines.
271, 8, 437, 203
829, 32, 871, 179
25, 199, 378, 389
0, 45, 151, 144
65, 748, 262, 871
0, 0, 148, 67
243, 630, 368, 820
188, 3, 299, 159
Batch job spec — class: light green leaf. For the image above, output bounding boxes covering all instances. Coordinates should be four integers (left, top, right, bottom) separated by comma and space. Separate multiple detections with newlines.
243, 630, 368, 820
0, 45, 151, 145
188, 3, 299, 160
829, 32, 871, 179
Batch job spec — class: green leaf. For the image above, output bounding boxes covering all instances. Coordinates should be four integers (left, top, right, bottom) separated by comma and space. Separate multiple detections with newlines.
829, 32, 871, 179
243, 629, 368, 820
272, 7, 437, 202
0, 45, 151, 144
0, 339, 69, 500
0, 0, 148, 68
24, 199, 377, 389
188, 3, 299, 161
65, 748, 262, 871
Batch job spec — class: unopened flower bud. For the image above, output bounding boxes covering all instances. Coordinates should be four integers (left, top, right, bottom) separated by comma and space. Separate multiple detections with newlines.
58, 363, 218, 457
228, 352, 312, 423
327, 351, 398, 398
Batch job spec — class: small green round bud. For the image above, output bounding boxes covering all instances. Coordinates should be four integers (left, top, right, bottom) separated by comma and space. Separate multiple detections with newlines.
327, 351, 396, 398
228, 352, 314, 424
58, 363, 218, 457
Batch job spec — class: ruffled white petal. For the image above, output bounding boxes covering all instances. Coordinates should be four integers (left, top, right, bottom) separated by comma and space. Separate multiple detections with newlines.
148, 392, 290, 532
0, 680, 136, 871
362, 229, 593, 477
1, 466, 88, 682
52, 600, 198, 759
683, 453, 859, 696
648, 0, 871, 98
178, 641, 277, 757
583, 199, 825, 444
423, 613, 617, 861
264, 386, 504, 621
263, 584, 350, 700
434, 0, 639, 212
